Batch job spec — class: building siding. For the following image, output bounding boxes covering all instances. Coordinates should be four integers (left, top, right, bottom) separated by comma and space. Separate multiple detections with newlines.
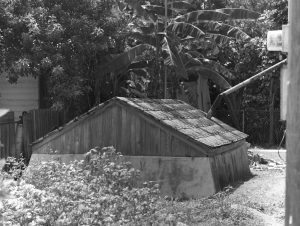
0, 75, 39, 120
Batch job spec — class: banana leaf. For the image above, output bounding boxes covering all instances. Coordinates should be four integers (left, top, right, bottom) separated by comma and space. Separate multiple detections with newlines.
196, 21, 250, 41
182, 53, 234, 80
142, 4, 176, 17
162, 37, 188, 79
175, 10, 229, 23
216, 8, 260, 20
168, 1, 196, 11
205, 33, 232, 46
167, 22, 205, 40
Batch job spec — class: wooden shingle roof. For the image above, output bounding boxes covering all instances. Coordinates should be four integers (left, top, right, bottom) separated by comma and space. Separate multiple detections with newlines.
117, 97, 247, 148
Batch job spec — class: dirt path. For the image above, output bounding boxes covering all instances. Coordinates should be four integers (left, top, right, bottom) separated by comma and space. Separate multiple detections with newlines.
228, 167, 285, 225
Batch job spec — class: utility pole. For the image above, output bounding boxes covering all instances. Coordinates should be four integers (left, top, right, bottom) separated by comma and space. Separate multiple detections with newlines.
286, 1, 300, 225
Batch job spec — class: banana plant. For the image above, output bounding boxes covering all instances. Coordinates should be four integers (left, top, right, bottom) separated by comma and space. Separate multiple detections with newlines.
98, 0, 260, 112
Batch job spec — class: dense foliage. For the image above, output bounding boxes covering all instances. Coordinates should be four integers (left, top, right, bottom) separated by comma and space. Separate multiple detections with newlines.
0, 147, 162, 225
0, 147, 263, 225
0, 0, 130, 114
0, 0, 261, 114
0, 0, 288, 145
214, 0, 288, 144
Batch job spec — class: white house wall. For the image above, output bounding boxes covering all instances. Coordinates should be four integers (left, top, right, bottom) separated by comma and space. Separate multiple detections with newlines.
0, 75, 39, 120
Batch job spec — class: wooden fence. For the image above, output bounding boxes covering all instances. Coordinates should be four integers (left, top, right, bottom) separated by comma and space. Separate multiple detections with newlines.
23, 109, 66, 160
0, 111, 16, 159
0, 109, 66, 161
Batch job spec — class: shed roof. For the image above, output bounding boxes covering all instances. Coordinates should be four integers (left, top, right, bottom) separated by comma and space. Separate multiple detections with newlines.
33, 97, 247, 149
117, 97, 247, 148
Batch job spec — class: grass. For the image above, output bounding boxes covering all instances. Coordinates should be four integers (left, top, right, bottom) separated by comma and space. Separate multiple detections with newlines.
145, 187, 263, 226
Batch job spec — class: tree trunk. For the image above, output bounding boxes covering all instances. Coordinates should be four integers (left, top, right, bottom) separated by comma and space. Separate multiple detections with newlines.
176, 77, 211, 112
197, 77, 211, 112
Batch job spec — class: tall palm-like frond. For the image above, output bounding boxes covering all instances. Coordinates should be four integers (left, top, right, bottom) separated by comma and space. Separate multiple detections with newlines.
167, 22, 205, 39
162, 37, 188, 79
216, 8, 260, 20
175, 10, 229, 23
196, 21, 250, 41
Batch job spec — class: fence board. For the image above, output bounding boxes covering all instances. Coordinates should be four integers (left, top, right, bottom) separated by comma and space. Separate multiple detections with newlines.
0, 111, 16, 159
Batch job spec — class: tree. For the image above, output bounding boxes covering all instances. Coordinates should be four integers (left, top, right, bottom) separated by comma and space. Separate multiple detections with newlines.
214, 0, 288, 144
99, 0, 259, 113
0, 0, 130, 116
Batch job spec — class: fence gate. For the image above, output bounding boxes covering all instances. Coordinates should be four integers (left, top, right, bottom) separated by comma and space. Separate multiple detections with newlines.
0, 110, 17, 159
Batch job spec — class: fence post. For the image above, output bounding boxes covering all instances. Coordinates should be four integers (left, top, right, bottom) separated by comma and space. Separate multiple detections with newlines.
22, 112, 33, 161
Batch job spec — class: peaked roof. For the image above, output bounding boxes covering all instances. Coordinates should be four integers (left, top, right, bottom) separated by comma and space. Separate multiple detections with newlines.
33, 97, 247, 148
116, 97, 247, 148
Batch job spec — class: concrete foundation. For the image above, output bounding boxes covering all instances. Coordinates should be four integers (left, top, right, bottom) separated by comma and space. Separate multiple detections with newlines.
30, 154, 216, 198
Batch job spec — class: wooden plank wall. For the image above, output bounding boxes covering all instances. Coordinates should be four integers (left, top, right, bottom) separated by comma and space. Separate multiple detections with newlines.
33, 104, 206, 157
211, 143, 250, 189
23, 109, 66, 159
31, 109, 64, 141
0, 112, 16, 159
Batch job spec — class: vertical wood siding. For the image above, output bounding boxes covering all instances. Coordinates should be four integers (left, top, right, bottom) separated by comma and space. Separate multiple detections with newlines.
22, 109, 65, 160
33, 104, 207, 157
211, 143, 250, 189
0, 76, 39, 120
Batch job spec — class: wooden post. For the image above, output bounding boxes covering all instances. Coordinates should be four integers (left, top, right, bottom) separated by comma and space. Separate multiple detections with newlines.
164, 0, 168, 98
286, 1, 300, 225
268, 76, 275, 146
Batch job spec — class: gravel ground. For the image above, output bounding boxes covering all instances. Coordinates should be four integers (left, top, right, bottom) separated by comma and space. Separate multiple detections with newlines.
250, 148, 286, 163
228, 169, 285, 225
227, 148, 286, 225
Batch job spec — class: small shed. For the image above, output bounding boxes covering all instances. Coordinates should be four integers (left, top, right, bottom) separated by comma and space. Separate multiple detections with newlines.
30, 97, 250, 198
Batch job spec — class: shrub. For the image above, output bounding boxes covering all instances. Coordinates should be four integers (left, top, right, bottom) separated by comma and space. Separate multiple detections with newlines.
2, 156, 27, 181
0, 147, 161, 225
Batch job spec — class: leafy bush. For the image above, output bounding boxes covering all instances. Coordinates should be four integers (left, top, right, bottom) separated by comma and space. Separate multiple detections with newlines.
0, 147, 265, 225
0, 147, 161, 225
2, 156, 27, 181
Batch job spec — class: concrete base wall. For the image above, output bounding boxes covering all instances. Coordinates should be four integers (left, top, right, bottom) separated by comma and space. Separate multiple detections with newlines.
128, 156, 216, 198
30, 154, 216, 198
